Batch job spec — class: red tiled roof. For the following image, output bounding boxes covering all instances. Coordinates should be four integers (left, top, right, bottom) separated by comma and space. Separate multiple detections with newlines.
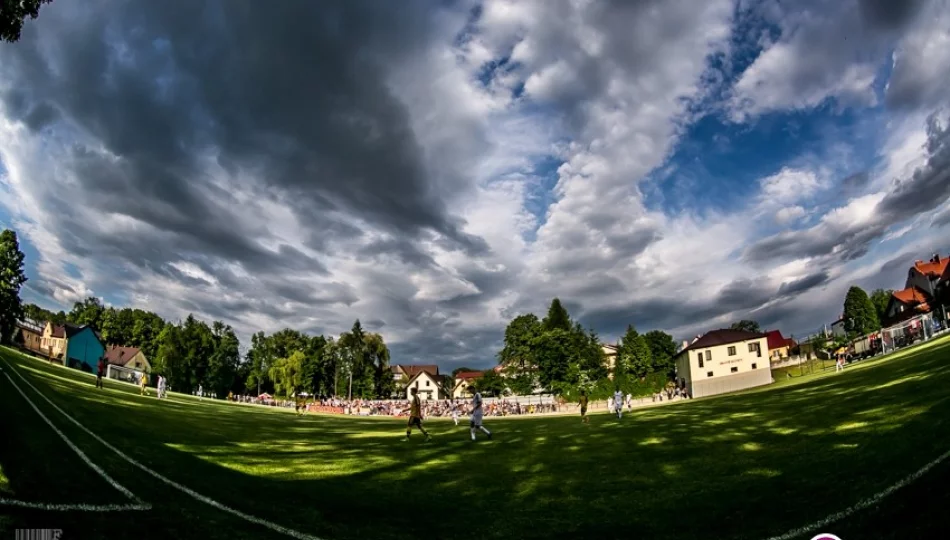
454, 371, 483, 380
678, 329, 766, 355
765, 330, 795, 350
103, 346, 141, 366
914, 256, 949, 278
892, 286, 930, 305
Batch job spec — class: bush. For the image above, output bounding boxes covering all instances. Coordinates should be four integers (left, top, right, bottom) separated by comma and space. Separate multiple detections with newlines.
559, 372, 670, 402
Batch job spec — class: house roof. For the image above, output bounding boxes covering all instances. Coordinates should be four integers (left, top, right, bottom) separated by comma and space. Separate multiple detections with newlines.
913, 255, 949, 278
454, 371, 483, 380
765, 330, 795, 350
405, 369, 441, 387
677, 329, 766, 355
394, 364, 439, 378
103, 345, 141, 366
892, 286, 930, 305
16, 320, 44, 334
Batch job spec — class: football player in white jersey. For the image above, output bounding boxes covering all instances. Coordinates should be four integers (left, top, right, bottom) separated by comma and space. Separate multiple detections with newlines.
470, 390, 492, 441
613, 388, 624, 419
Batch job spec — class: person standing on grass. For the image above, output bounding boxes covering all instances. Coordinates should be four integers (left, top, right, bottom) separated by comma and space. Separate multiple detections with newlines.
470, 390, 492, 441
198, 384, 204, 401
96, 358, 105, 389
613, 388, 624, 419
451, 400, 460, 425
578, 390, 590, 424
140, 372, 149, 396
403, 387, 431, 442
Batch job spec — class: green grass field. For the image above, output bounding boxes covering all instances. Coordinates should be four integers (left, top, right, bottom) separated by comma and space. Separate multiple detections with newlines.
2, 339, 950, 540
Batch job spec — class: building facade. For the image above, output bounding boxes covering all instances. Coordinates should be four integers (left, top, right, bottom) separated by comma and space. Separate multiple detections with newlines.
674, 329, 771, 398
452, 371, 483, 399
103, 345, 151, 372
405, 370, 444, 401
15, 320, 45, 354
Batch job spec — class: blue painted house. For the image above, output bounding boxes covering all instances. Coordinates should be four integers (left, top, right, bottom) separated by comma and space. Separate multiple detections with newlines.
63, 325, 105, 373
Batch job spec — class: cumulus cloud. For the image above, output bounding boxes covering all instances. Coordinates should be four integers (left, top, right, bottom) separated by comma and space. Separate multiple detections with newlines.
2, 0, 950, 369
728, 0, 939, 120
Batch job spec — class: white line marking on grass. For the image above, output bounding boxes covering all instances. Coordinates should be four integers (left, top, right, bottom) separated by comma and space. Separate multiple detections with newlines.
763, 448, 950, 540
2, 371, 144, 504
2, 358, 325, 540
0, 499, 150, 512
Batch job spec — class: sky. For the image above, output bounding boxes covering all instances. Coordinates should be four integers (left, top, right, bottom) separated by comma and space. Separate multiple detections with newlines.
1, 0, 949, 370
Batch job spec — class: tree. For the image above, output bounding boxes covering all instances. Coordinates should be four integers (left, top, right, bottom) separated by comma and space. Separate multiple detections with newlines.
542, 298, 572, 332
0, 229, 28, 345
843, 286, 880, 337
644, 330, 677, 376
498, 313, 542, 370
269, 350, 306, 399
869, 288, 894, 323
532, 328, 576, 391
68, 297, 105, 329
617, 325, 653, 379
730, 320, 761, 333
22, 303, 65, 324
207, 321, 240, 398
0, 0, 52, 43
365, 332, 393, 398
452, 366, 476, 377
474, 369, 505, 397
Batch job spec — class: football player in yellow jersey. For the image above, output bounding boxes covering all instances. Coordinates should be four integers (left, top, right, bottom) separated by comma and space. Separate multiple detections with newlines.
404, 387, 431, 442
578, 389, 590, 424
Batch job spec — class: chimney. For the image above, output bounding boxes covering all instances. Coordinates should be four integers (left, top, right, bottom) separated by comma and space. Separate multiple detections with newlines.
933, 253, 940, 264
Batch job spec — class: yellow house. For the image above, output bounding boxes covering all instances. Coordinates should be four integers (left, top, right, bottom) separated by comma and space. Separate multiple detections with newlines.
40, 321, 69, 360
602, 343, 619, 378
452, 371, 483, 399
674, 329, 770, 398
15, 319, 45, 354
103, 345, 151, 372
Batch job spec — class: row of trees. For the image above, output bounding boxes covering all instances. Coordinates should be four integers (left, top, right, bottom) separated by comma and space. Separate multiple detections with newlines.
0, 227, 396, 400
24, 297, 396, 400
496, 298, 678, 400
245, 320, 394, 400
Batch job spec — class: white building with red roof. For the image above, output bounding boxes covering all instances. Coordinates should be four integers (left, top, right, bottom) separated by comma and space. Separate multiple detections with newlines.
673, 329, 770, 398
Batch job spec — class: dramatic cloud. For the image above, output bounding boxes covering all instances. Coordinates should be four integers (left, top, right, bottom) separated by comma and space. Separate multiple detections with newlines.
2, 0, 950, 369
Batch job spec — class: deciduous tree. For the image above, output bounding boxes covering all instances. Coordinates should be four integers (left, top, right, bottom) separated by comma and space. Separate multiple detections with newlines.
729, 319, 762, 333
0, 0, 52, 43
0, 229, 27, 345
843, 286, 880, 337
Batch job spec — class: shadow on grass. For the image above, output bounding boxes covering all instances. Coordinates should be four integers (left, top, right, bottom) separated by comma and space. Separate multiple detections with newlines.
2, 338, 950, 540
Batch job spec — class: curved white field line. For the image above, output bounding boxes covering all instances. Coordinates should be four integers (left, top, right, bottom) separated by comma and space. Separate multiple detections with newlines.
0, 499, 150, 512
1, 369, 146, 509
763, 446, 950, 539
2, 358, 324, 540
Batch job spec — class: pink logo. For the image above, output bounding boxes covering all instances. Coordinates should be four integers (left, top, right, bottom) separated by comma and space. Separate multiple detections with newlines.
810, 535, 842, 540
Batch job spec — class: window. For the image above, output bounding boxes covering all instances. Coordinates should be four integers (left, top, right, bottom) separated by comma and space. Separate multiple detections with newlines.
706, 371, 714, 378
697, 352, 704, 368
751, 363, 757, 370
425, 380, 430, 387
748, 343, 756, 352
727, 346, 736, 356
705, 350, 712, 362
730, 367, 738, 373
